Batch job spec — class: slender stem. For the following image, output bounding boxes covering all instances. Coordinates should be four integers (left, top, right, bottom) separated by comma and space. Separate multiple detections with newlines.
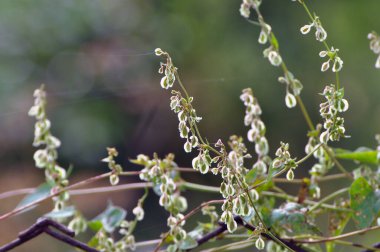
336, 71, 340, 90
291, 224, 380, 244
200, 239, 253, 252
261, 191, 350, 212
0, 172, 111, 221
273, 173, 347, 184
182, 181, 220, 193
0, 188, 36, 200
296, 96, 315, 131
135, 239, 161, 248
296, 143, 322, 165
333, 239, 380, 251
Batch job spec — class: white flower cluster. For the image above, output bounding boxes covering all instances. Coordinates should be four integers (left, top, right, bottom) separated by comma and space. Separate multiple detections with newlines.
272, 142, 297, 181
300, 16, 327, 42
94, 225, 137, 252
28, 85, 68, 211
239, 0, 262, 19
239, 1, 303, 108
192, 148, 213, 174
170, 91, 201, 153
278, 72, 303, 108
96, 197, 147, 251
134, 154, 188, 250
240, 88, 270, 176
155, 49, 201, 154
319, 85, 349, 143
300, 15, 344, 72
155, 48, 176, 89
368, 31, 380, 68
319, 47, 343, 72
102, 147, 123, 186
217, 136, 259, 233
263, 46, 282, 67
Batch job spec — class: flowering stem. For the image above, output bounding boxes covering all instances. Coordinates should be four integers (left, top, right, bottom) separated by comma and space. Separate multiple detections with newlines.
175, 71, 222, 157
299, 1, 341, 90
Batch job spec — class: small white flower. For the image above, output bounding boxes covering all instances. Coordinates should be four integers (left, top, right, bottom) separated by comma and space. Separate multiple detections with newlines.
155, 48, 164, 56
239, 3, 250, 18
300, 24, 313, 34
133, 206, 145, 221
286, 169, 295, 181
332, 57, 343, 72
184, 140, 192, 153
285, 92, 297, 108
268, 50, 282, 66
255, 236, 265, 250
160, 76, 169, 89
321, 60, 330, 72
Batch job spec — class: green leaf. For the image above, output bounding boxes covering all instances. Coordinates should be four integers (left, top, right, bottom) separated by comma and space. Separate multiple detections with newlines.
44, 206, 76, 219
88, 220, 103, 232
349, 177, 380, 228
245, 168, 258, 184
179, 236, 198, 250
270, 202, 320, 235
89, 203, 127, 233
334, 147, 378, 164
17, 183, 52, 209
87, 236, 99, 248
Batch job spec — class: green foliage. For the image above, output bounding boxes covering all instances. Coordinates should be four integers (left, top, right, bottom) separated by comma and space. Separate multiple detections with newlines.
269, 202, 320, 236
335, 147, 378, 164
349, 177, 380, 228
88, 203, 127, 233
17, 183, 52, 209
44, 206, 76, 219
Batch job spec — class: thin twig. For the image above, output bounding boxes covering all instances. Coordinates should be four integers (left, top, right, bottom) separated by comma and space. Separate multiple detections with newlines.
290, 225, 380, 244
0, 172, 111, 221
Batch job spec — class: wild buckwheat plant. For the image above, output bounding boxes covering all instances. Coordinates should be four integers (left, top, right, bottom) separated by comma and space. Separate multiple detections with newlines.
1, 1, 380, 252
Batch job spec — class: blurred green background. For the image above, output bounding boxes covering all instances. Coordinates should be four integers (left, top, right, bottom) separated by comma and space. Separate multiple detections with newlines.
0, 0, 379, 251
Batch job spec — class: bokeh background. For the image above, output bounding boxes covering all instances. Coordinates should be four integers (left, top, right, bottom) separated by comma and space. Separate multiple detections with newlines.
0, 0, 379, 251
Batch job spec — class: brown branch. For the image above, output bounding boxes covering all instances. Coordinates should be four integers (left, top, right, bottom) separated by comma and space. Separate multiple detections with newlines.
0, 218, 99, 252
